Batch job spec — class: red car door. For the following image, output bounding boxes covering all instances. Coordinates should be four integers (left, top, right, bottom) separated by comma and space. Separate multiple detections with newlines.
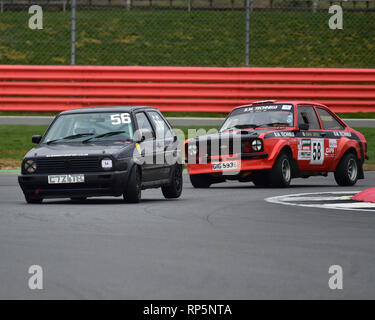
296, 105, 328, 171
315, 106, 347, 170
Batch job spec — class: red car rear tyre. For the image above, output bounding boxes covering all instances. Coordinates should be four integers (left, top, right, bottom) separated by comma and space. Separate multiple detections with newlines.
334, 153, 358, 186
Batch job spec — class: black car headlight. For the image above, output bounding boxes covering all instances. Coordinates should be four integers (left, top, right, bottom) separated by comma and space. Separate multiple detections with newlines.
101, 157, 113, 170
24, 159, 37, 174
251, 139, 263, 152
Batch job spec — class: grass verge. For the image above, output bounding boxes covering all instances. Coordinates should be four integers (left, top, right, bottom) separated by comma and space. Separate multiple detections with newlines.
0, 125, 374, 170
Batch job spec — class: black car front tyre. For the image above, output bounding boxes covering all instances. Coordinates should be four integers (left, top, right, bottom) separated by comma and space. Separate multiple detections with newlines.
334, 153, 358, 186
25, 195, 43, 204
124, 165, 142, 203
162, 164, 183, 199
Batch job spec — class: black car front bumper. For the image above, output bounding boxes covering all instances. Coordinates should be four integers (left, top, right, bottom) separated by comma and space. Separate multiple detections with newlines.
18, 170, 130, 199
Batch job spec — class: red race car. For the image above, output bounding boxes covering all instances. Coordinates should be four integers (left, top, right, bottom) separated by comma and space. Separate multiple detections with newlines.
185, 100, 368, 188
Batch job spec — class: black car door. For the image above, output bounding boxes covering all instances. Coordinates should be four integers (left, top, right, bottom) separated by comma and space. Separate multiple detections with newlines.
147, 111, 177, 180
134, 111, 158, 182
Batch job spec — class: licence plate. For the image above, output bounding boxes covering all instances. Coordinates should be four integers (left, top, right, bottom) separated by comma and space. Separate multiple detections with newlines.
212, 161, 238, 171
48, 174, 85, 184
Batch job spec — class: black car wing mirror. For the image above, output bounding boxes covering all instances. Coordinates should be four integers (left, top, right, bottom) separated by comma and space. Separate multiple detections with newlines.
134, 129, 153, 143
32, 135, 42, 144
298, 123, 309, 131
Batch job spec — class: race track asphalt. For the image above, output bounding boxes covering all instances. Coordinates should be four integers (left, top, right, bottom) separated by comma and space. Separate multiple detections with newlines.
1, 172, 375, 299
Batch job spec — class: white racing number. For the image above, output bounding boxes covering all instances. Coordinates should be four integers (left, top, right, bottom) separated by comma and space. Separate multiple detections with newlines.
311, 139, 324, 164
110, 113, 131, 125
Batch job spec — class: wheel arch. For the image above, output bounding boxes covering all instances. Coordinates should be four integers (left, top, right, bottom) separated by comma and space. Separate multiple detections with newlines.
335, 147, 364, 179
278, 145, 300, 178
125, 162, 142, 189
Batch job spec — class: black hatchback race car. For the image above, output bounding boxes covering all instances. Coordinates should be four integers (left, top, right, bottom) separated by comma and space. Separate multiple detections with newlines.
18, 106, 183, 203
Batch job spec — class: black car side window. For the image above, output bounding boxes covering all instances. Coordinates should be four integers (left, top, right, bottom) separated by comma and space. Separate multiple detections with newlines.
297, 106, 320, 130
148, 111, 174, 139
316, 107, 344, 130
135, 112, 154, 140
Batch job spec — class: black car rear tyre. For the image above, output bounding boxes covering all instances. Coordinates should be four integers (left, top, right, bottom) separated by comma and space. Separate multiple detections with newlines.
162, 164, 183, 199
189, 174, 212, 188
268, 152, 292, 188
334, 153, 358, 186
124, 165, 142, 203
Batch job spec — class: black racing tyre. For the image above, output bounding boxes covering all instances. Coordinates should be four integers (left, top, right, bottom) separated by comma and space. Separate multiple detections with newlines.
252, 175, 270, 187
25, 195, 43, 204
162, 164, 183, 199
268, 152, 292, 188
70, 197, 87, 202
334, 153, 359, 186
189, 174, 212, 188
124, 165, 142, 203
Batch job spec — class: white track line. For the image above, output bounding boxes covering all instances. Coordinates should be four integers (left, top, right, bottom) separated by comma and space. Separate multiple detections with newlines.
279, 195, 353, 202
265, 191, 375, 212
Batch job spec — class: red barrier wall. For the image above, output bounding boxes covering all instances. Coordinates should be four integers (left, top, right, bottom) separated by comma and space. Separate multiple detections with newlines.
1, 65, 375, 113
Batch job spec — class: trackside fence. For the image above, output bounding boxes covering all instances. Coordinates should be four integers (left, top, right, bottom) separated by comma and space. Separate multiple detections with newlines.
0, 65, 375, 113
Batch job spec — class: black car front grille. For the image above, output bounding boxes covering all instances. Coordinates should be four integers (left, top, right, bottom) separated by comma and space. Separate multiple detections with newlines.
36, 157, 102, 173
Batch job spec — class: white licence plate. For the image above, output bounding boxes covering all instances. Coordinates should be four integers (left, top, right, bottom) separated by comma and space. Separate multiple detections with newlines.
212, 161, 238, 171
48, 174, 85, 184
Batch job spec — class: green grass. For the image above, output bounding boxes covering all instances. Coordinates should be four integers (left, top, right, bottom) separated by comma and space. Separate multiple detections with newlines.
0, 125, 48, 161
337, 113, 375, 119
0, 125, 218, 168
0, 125, 374, 169
0, 9, 374, 67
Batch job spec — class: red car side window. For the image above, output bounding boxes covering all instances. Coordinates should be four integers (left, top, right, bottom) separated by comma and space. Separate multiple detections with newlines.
297, 106, 320, 129
316, 108, 344, 130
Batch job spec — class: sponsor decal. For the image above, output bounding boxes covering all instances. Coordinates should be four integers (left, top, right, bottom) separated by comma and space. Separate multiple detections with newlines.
136, 143, 142, 154
244, 105, 278, 112
298, 150, 311, 160
333, 131, 351, 137
301, 139, 311, 146
301, 131, 321, 137
273, 131, 295, 137
298, 139, 312, 160
325, 147, 336, 157
329, 139, 338, 148
282, 105, 293, 110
